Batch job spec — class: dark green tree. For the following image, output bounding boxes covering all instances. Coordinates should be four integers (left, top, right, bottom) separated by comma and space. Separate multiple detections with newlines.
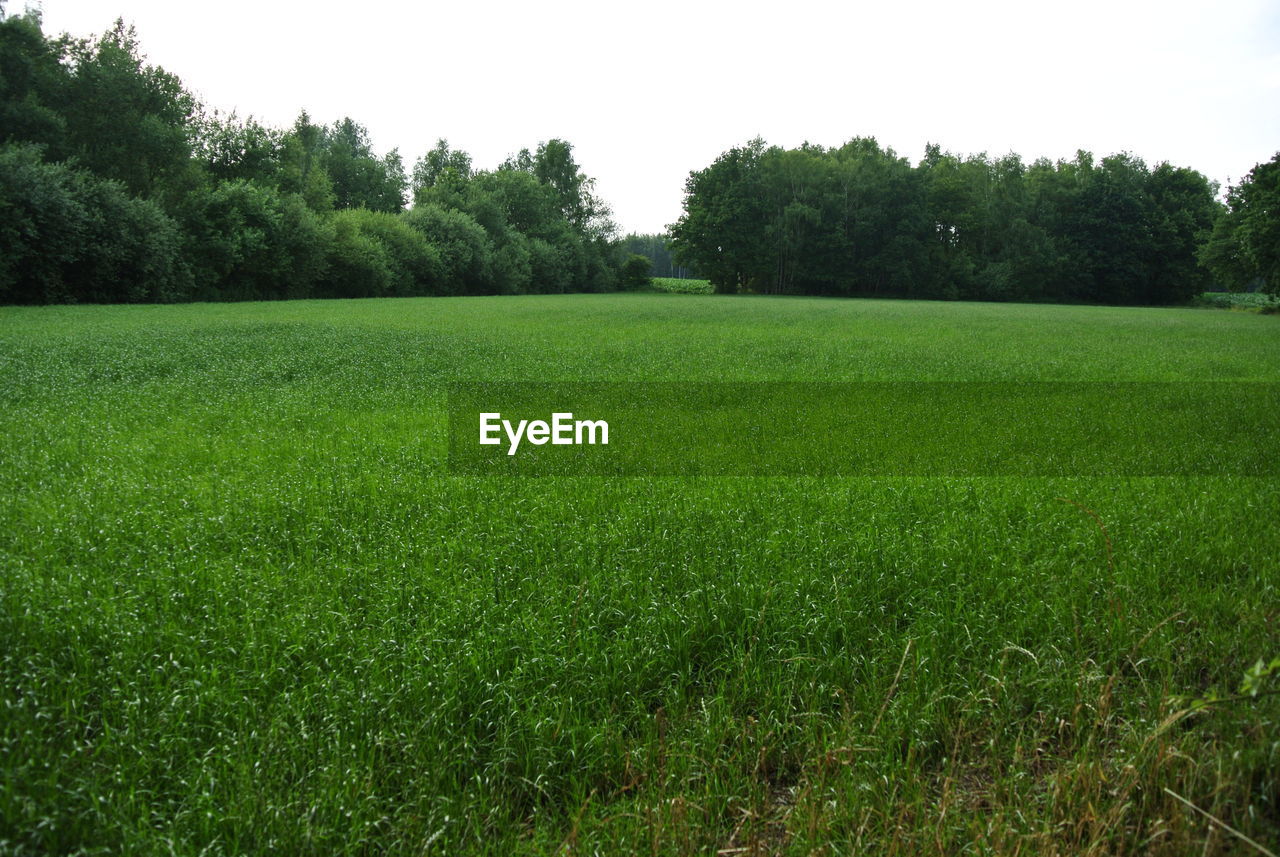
669, 138, 772, 293
1201, 153, 1280, 294
176, 180, 330, 300
0, 6, 69, 150
56, 20, 197, 200
321, 117, 406, 212
278, 111, 335, 212
619, 254, 652, 290
531, 138, 614, 239
0, 142, 185, 303
412, 138, 472, 203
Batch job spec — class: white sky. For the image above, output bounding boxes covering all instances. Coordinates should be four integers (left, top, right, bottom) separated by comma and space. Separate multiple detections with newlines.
31, 0, 1280, 235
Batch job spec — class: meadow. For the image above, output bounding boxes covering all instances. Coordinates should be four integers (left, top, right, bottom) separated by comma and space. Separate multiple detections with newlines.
1, 293, 1278, 856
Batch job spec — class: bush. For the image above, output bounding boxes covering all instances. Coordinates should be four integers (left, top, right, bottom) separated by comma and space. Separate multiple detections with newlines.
619, 254, 652, 291
329, 208, 443, 296
72, 176, 187, 303
525, 237, 571, 294
0, 143, 186, 303
491, 231, 533, 295
178, 179, 330, 300
317, 214, 393, 298
403, 203, 494, 294
581, 238, 619, 292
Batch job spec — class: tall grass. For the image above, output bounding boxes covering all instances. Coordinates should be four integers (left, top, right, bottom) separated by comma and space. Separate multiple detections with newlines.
1, 294, 1277, 855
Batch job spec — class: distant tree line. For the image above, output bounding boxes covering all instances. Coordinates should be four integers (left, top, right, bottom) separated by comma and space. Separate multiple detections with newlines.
671, 138, 1280, 303
0, 8, 633, 304
619, 233, 698, 279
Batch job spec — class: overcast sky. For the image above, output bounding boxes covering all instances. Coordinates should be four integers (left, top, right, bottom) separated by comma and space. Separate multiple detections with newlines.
32, 0, 1280, 234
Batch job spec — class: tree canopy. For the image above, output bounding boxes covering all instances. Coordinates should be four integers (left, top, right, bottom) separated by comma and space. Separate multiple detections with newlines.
1, 5, 1271, 305
1199, 152, 1280, 295
0, 7, 627, 304
671, 138, 1229, 305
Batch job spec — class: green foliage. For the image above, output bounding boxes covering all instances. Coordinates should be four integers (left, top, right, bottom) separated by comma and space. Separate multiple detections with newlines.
321, 117, 407, 213
313, 208, 448, 299
0, 7, 68, 148
670, 137, 771, 294
409, 142, 625, 296
410, 137, 471, 203
524, 234, 576, 294
0, 11, 632, 303
318, 212, 394, 298
1241, 656, 1280, 697
344, 208, 444, 295
403, 202, 494, 295
177, 180, 330, 300
650, 276, 713, 294
193, 110, 285, 186
56, 20, 198, 200
489, 230, 533, 295
619, 253, 651, 290
1195, 291, 1280, 310
1201, 152, 1280, 295
674, 139, 1220, 304
620, 232, 696, 278
277, 110, 336, 212
0, 143, 185, 303
530, 138, 614, 239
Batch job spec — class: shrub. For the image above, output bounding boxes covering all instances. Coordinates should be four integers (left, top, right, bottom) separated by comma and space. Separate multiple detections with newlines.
331, 208, 443, 296
403, 203, 494, 294
619, 254, 652, 291
0, 143, 186, 303
525, 237, 571, 294
491, 231, 533, 295
317, 213, 393, 298
178, 179, 330, 300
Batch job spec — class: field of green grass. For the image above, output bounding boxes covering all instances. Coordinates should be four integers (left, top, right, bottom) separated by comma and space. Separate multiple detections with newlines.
2, 294, 1278, 856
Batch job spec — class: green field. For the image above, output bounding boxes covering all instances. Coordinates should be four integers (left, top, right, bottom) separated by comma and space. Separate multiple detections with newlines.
2, 294, 1278, 856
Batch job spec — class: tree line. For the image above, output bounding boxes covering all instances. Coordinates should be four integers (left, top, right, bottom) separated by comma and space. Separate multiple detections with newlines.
0, 8, 642, 304
670, 137, 1279, 303
619, 233, 698, 279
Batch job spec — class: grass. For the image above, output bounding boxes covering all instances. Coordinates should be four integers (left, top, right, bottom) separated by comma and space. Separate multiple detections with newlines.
1, 293, 1278, 856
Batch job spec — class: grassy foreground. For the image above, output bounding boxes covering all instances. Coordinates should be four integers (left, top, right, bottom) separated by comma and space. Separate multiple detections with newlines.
1, 294, 1278, 856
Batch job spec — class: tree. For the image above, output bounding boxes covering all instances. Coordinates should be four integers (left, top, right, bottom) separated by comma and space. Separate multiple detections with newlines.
403, 203, 494, 295
1144, 162, 1217, 302
0, 6, 69, 150
669, 138, 772, 293
193, 110, 283, 185
0, 9, 632, 305
0, 142, 186, 303
619, 254, 651, 290
412, 138, 472, 203
531, 138, 614, 239
278, 111, 335, 211
56, 20, 198, 200
621, 233, 696, 278
321, 117, 407, 212
176, 180, 330, 300
1202, 153, 1280, 294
